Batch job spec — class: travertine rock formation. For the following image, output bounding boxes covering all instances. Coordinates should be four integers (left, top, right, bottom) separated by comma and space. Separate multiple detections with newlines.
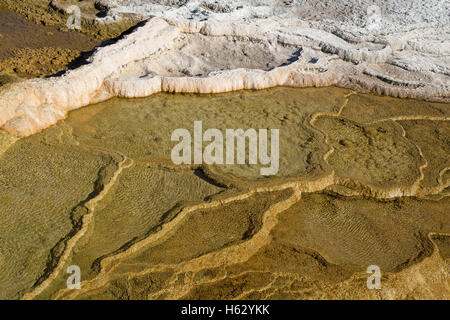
0, 0, 448, 136
1, 0, 449, 302
1, 87, 447, 300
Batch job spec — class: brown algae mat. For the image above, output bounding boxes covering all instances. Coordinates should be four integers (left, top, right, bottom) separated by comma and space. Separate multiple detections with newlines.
0, 86, 448, 299
1, 0, 138, 39
0, 9, 97, 78
0, 2, 138, 81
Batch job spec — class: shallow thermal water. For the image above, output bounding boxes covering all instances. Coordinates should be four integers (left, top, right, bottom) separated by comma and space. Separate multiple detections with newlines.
0, 86, 449, 299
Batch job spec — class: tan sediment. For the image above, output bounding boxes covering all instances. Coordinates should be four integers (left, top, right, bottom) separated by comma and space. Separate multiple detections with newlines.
0, 85, 447, 299
21, 151, 134, 300
310, 92, 433, 198
397, 120, 450, 194
339, 93, 450, 124
335, 93, 450, 195
51, 182, 449, 300
53, 184, 303, 300
47, 130, 448, 299
0, 125, 120, 299
173, 211, 448, 300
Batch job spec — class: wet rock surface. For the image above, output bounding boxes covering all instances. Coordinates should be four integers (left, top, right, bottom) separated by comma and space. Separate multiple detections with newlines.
0, 1, 448, 300
0, 87, 448, 299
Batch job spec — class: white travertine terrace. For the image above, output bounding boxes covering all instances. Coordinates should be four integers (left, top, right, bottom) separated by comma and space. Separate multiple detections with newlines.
0, 0, 449, 136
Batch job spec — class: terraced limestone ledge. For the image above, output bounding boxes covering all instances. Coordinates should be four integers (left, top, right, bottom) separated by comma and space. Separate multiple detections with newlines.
0, 13, 449, 136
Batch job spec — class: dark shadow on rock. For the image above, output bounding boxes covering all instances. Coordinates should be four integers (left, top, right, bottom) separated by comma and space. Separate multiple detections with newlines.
47, 20, 149, 78
279, 47, 303, 67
